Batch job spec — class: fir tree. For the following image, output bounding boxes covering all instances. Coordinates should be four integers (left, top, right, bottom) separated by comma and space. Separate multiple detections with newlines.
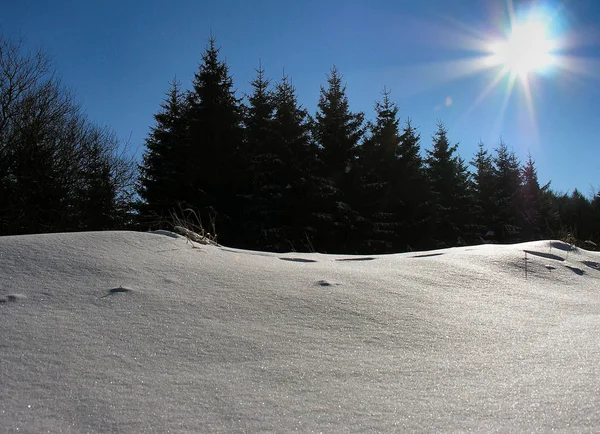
470, 141, 496, 239
242, 62, 281, 249
519, 152, 543, 239
358, 87, 400, 252
138, 77, 188, 223
272, 74, 322, 251
425, 122, 473, 247
312, 66, 365, 252
395, 119, 430, 250
186, 36, 244, 244
492, 140, 522, 241
559, 189, 594, 242
591, 191, 600, 244
314, 66, 365, 179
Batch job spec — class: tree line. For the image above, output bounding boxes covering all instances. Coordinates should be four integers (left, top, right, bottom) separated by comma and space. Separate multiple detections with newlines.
138, 37, 600, 253
1, 34, 598, 253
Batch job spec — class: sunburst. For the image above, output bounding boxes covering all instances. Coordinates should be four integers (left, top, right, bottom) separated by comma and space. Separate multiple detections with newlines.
403, 0, 597, 145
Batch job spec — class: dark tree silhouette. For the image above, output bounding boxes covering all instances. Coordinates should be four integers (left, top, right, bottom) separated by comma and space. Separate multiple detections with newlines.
395, 119, 431, 250
492, 140, 522, 241
271, 74, 322, 252
186, 36, 244, 244
0, 35, 135, 235
138, 77, 189, 224
242, 62, 281, 249
313, 66, 365, 252
425, 122, 473, 247
470, 141, 496, 240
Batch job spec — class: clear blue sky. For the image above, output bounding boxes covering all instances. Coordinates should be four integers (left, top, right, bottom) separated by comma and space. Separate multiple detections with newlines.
2, 0, 599, 196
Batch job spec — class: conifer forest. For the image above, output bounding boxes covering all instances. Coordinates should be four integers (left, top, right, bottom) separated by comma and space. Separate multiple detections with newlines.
2, 36, 599, 254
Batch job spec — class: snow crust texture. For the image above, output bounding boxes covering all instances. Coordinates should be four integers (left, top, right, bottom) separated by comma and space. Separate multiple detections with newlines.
1, 231, 600, 432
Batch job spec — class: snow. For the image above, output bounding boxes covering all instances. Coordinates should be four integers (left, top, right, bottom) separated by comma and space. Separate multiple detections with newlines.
1, 231, 600, 432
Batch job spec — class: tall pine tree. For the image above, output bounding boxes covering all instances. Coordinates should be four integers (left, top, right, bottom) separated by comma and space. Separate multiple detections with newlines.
138, 77, 188, 224
470, 141, 496, 240
272, 74, 322, 251
519, 152, 544, 239
492, 140, 522, 241
395, 119, 430, 250
425, 122, 473, 247
186, 36, 244, 244
313, 66, 365, 252
242, 62, 282, 249
359, 87, 400, 252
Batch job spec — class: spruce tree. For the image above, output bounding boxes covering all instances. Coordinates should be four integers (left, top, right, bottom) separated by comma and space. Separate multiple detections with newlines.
272, 74, 321, 251
470, 141, 496, 240
186, 36, 244, 244
79, 128, 119, 230
519, 153, 543, 239
591, 191, 600, 244
492, 140, 522, 241
138, 77, 188, 224
359, 87, 400, 252
395, 119, 430, 250
313, 66, 365, 252
560, 189, 594, 242
425, 122, 473, 247
314, 66, 364, 178
242, 63, 281, 249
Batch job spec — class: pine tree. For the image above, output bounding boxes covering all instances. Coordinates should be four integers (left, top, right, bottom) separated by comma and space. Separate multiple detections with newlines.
492, 140, 522, 241
80, 138, 118, 230
271, 74, 321, 251
425, 122, 473, 247
359, 87, 400, 252
313, 66, 365, 252
470, 141, 496, 240
242, 62, 281, 249
591, 191, 600, 244
314, 66, 365, 178
186, 36, 244, 244
560, 189, 594, 242
519, 152, 543, 239
395, 119, 430, 250
138, 77, 188, 224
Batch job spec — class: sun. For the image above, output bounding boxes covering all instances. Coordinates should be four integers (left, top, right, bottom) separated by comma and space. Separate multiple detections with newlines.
397, 0, 596, 145
490, 17, 556, 77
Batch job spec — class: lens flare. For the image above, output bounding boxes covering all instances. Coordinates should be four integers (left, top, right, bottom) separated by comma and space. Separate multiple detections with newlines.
489, 18, 557, 77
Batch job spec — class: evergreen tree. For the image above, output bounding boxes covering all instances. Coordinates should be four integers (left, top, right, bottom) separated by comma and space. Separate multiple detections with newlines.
492, 140, 522, 241
314, 66, 365, 178
271, 74, 322, 251
519, 152, 543, 239
79, 127, 120, 230
591, 191, 600, 244
358, 89, 428, 252
313, 66, 365, 252
186, 36, 244, 244
359, 87, 400, 252
425, 122, 473, 247
138, 77, 188, 224
242, 62, 280, 249
395, 119, 430, 250
470, 141, 496, 240
558, 189, 594, 242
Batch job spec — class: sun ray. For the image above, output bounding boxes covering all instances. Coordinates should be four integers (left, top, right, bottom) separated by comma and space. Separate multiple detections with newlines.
519, 75, 540, 143
458, 67, 508, 125
492, 72, 518, 138
395, 0, 597, 142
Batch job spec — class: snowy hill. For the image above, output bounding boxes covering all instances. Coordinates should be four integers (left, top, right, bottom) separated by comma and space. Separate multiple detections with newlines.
1, 231, 600, 432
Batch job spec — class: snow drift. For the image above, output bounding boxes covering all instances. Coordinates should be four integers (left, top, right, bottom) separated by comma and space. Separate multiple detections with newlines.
1, 231, 600, 432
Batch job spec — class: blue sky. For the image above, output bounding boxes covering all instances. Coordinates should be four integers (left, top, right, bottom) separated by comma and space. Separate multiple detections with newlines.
2, 0, 599, 196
